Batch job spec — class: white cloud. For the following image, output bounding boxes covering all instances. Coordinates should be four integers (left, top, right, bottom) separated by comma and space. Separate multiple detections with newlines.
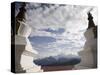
15, 3, 97, 58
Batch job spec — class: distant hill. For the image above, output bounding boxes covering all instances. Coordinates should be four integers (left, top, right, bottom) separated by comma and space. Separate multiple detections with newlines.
34, 54, 81, 66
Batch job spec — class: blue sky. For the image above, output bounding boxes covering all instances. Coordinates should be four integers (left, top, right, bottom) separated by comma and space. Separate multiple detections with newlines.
39, 28, 65, 34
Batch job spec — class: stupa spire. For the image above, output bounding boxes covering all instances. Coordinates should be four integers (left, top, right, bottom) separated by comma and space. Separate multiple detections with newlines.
16, 2, 26, 34
87, 12, 95, 29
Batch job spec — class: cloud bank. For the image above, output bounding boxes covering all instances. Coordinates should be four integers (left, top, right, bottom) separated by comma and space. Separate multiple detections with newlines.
15, 2, 97, 58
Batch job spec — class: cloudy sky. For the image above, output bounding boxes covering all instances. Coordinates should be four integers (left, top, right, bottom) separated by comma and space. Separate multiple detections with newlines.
15, 2, 97, 58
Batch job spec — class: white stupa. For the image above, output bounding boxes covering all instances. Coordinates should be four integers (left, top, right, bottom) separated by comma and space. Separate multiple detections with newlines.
75, 12, 97, 69
15, 3, 43, 73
